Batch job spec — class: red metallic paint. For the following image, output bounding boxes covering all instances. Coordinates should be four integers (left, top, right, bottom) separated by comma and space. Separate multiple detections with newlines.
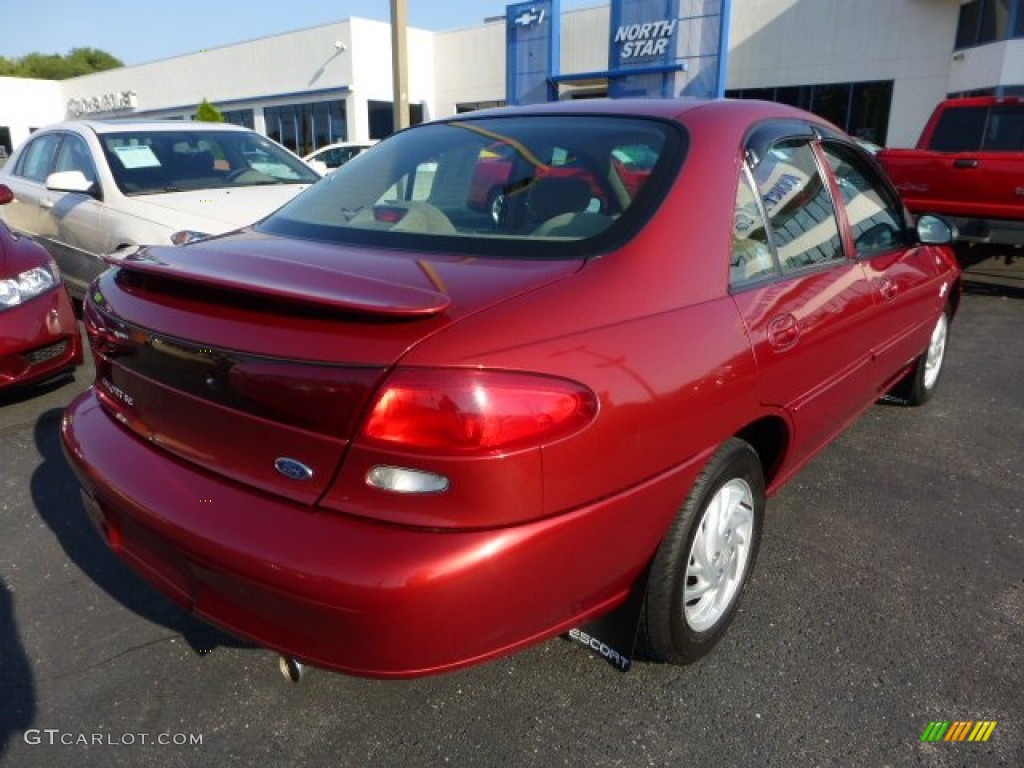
0, 200, 81, 390
63, 389, 704, 677
60, 100, 960, 678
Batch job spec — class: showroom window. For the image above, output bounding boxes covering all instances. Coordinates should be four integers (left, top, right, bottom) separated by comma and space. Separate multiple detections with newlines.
955, 0, 1020, 48
222, 109, 254, 129
727, 80, 893, 146
456, 100, 506, 113
265, 101, 346, 156
367, 100, 425, 139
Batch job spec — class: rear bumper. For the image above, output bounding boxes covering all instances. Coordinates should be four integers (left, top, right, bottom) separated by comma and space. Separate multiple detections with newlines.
61, 389, 694, 678
0, 287, 81, 390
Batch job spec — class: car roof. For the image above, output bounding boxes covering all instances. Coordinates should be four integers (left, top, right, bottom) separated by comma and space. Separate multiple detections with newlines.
933, 95, 1024, 109
437, 97, 835, 131
37, 119, 255, 135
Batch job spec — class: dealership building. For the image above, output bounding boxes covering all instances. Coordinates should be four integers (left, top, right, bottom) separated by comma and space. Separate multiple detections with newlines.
1, 0, 1021, 159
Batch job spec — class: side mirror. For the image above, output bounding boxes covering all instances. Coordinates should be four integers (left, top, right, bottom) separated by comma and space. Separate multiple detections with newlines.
916, 214, 956, 246
46, 170, 98, 197
0, 184, 12, 205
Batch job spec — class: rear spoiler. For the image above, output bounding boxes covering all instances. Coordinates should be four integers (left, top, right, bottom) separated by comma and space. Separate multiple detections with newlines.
106, 245, 451, 318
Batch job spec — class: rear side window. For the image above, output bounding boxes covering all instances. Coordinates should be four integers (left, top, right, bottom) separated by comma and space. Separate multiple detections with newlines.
750, 140, 843, 273
730, 169, 777, 287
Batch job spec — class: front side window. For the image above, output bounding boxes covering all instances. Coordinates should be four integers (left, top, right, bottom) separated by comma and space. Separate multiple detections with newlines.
258, 115, 684, 259
750, 140, 843, 273
930, 107, 987, 152
54, 133, 98, 185
14, 133, 62, 183
821, 142, 907, 258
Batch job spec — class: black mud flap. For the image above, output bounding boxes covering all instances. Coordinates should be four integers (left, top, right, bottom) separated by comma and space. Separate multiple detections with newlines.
567, 568, 649, 672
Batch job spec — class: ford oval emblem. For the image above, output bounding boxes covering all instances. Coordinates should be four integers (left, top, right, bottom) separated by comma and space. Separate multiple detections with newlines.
274, 457, 314, 481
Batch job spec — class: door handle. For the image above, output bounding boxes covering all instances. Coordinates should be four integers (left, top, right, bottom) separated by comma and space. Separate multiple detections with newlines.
952, 158, 979, 169
767, 313, 800, 350
39, 198, 55, 210
879, 277, 898, 300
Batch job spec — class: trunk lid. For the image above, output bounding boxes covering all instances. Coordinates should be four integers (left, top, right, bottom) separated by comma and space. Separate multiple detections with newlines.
86, 231, 581, 504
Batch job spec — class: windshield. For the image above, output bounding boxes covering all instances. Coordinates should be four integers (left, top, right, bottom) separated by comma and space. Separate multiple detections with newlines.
257, 114, 683, 258
99, 128, 320, 195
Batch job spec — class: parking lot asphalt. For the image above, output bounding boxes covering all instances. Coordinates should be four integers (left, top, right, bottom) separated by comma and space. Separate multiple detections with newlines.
0, 285, 1021, 768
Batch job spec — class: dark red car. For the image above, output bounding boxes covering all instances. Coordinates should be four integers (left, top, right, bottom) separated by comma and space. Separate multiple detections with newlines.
61, 99, 960, 680
0, 184, 81, 391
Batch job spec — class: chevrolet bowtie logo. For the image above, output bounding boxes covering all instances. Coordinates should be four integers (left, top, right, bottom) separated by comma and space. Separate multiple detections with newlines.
513, 8, 546, 27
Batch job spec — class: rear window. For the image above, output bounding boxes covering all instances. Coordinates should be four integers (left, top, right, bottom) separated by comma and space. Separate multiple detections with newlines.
258, 115, 684, 259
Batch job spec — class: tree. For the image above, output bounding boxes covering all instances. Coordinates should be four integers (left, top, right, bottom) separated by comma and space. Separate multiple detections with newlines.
66, 47, 123, 75
196, 99, 225, 123
0, 48, 122, 80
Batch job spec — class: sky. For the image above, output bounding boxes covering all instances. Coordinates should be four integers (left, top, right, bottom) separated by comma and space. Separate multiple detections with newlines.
0, 0, 605, 67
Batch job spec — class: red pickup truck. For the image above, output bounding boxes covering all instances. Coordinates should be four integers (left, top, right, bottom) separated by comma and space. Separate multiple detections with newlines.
877, 96, 1024, 254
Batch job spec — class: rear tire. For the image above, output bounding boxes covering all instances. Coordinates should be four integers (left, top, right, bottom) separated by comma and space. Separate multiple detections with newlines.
641, 438, 765, 665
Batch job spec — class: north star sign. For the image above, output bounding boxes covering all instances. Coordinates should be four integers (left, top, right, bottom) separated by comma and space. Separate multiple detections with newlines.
614, 19, 677, 59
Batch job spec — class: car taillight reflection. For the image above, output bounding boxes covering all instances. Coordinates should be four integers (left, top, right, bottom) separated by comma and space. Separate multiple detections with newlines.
361, 369, 598, 454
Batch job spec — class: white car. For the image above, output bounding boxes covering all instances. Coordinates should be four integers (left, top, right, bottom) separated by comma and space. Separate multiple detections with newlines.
0, 120, 321, 299
303, 141, 375, 175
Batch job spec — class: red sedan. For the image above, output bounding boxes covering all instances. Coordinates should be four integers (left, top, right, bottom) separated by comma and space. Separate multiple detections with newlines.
0, 184, 81, 391
61, 99, 960, 679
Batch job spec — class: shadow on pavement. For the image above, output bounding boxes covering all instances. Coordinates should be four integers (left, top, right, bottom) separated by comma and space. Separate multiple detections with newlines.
0, 372, 76, 410
0, 578, 34, 760
29, 408, 250, 659
957, 245, 1024, 299
962, 277, 1024, 300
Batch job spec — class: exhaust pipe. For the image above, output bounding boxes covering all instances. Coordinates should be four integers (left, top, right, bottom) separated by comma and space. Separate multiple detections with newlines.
278, 655, 305, 684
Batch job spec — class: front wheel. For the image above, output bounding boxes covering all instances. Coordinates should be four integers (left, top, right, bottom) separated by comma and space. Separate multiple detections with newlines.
898, 307, 951, 406
641, 438, 765, 665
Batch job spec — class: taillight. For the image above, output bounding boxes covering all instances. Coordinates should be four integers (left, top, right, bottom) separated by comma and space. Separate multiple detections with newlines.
361, 369, 597, 454
83, 292, 134, 356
